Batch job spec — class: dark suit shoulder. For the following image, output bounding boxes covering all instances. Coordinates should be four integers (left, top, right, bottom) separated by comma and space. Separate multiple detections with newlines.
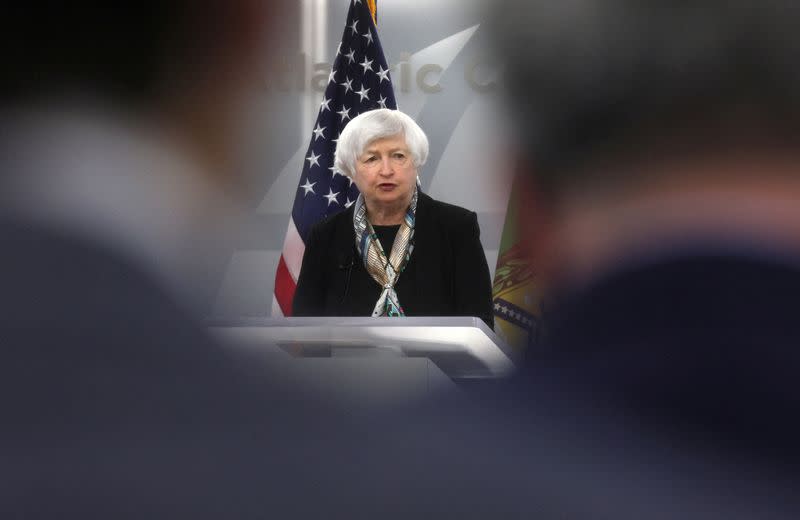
418, 192, 478, 232
420, 192, 475, 217
310, 193, 477, 237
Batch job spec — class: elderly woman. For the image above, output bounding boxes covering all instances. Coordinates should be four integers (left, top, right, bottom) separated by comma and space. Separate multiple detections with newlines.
293, 109, 493, 327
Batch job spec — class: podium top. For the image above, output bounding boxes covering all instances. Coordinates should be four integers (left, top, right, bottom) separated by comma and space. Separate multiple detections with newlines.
209, 316, 516, 379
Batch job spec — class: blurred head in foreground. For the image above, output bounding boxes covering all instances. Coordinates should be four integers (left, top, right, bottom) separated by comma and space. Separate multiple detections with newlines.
489, 2, 800, 517
2, 2, 281, 177
492, 0, 800, 289
0, 2, 285, 311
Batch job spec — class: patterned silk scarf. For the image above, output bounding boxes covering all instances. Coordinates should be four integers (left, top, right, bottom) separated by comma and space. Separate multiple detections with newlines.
353, 187, 418, 317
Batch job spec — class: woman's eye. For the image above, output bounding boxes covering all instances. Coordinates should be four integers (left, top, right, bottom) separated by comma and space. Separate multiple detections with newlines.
393, 153, 405, 159
365, 156, 377, 163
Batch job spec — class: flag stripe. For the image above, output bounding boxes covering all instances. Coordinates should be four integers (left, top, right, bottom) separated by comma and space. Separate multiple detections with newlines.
271, 294, 285, 317
275, 255, 297, 316
281, 218, 305, 282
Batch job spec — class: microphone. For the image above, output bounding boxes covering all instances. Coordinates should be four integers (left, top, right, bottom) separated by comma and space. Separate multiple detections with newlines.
339, 248, 357, 303
337, 251, 355, 270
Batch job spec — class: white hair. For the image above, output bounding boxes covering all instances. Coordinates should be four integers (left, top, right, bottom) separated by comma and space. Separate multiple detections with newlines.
334, 108, 429, 179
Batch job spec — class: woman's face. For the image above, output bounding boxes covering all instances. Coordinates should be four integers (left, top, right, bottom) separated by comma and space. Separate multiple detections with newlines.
353, 134, 417, 210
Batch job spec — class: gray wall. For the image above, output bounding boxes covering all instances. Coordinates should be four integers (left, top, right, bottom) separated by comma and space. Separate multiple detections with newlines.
212, 0, 509, 317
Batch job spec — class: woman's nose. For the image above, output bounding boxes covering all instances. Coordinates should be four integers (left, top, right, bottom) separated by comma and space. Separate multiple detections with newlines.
378, 157, 394, 175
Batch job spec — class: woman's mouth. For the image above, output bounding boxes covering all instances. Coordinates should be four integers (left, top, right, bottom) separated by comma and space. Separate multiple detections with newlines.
377, 183, 396, 191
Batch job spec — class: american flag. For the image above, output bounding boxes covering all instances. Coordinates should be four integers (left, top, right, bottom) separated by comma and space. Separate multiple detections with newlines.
273, 0, 398, 316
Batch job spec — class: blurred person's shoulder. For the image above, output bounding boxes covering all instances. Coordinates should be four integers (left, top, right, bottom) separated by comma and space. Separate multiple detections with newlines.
0, 212, 319, 416
418, 191, 479, 231
0, 214, 213, 354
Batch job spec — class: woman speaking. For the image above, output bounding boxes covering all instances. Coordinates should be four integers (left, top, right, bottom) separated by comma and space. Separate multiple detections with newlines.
293, 109, 493, 327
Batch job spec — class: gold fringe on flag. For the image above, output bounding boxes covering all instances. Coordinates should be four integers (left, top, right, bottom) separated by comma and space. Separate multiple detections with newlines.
367, 0, 377, 24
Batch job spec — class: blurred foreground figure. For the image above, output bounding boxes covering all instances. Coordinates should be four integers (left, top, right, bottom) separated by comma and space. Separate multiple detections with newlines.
0, 4, 540, 519
491, 0, 800, 518
0, 3, 270, 311
0, 3, 343, 517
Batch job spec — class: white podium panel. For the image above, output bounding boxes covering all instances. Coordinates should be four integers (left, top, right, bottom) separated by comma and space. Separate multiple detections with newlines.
209, 316, 516, 381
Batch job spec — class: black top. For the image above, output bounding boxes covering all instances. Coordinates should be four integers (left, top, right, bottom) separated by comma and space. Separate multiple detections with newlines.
372, 224, 400, 256
293, 192, 494, 327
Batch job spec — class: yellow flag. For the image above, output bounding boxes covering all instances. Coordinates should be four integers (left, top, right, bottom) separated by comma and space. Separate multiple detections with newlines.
492, 178, 541, 351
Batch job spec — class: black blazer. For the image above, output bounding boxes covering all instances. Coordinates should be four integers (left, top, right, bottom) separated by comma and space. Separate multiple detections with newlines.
293, 192, 494, 327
